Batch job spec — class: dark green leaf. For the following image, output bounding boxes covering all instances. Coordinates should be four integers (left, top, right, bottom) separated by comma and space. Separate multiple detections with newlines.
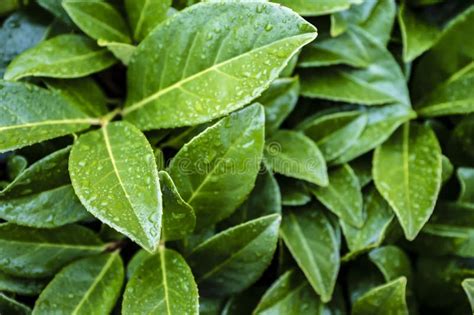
0, 293, 31, 315
278, 176, 311, 207
462, 278, 474, 313
0, 270, 45, 296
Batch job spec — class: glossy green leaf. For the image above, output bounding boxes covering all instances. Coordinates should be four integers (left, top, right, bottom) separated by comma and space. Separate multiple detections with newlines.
122, 2, 317, 130
97, 40, 136, 65
187, 214, 281, 296
0, 223, 105, 278
257, 77, 299, 135
298, 111, 367, 162
264, 130, 328, 186
373, 123, 442, 240
301, 27, 410, 106
0, 80, 98, 153
254, 270, 328, 315
63, 0, 131, 43
275, 0, 363, 16
0, 146, 90, 228
33, 253, 123, 315
278, 176, 311, 207
458, 167, 474, 205
352, 277, 409, 315
123, 248, 199, 315
369, 246, 413, 282
169, 104, 264, 229
341, 186, 394, 257
126, 249, 152, 278
398, 1, 439, 62
159, 170, 195, 241
280, 206, 340, 302
0, 270, 45, 296
310, 164, 364, 227
125, 0, 171, 42
69, 121, 162, 252
45, 77, 108, 117
333, 104, 416, 164
0, 293, 31, 315
0, 10, 52, 77
462, 278, 474, 313
4, 34, 116, 80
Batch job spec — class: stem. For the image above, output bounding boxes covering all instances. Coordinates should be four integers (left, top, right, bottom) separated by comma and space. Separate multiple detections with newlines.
100, 108, 122, 126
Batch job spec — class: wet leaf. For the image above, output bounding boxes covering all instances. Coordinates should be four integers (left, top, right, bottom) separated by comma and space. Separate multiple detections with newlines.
275, 0, 363, 16
125, 0, 171, 42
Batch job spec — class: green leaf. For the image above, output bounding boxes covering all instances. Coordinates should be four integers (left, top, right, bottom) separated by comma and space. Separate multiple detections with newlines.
187, 214, 281, 296
264, 130, 328, 186
123, 248, 199, 315
0, 223, 105, 278
125, 0, 171, 42
278, 176, 311, 207
69, 121, 162, 252
169, 104, 265, 229
33, 253, 124, 315
97, 40, 136, 65
6, 154, 27, 180
352, 277, 409, 315
331, 0, 396, 44
0, 293, 31, 315
373, 122, 442, 240
458, 167, 474, 205
301, 27, 410, 106
275, 0, 363, 16
448, 114, 474, 167
122, 2, 317, 130
45, 77, 108, 117
0, 146, 90, 228
159, 170, 196, 241
310, 164, 364, 227
0, 270, 45, 296
350, 155, 373, 187
462, 278, 474, 313
333, 104, 416, 164
0, 80, 98, 153
398, 1, 439, 62
254, 270, 328, 315
4, 34, 116, 80
0, 10, 52, 77
257, 77, 299, 135
369, 246, 413, 282
298, 110, 367, 162
280, 206, 340, 302
126, 249, 152, 278
63, 0, 131, 43
341, 186, 394, 258
37, 0, 74, 25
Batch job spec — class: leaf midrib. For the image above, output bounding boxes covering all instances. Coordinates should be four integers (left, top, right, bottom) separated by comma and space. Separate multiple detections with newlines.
0, 118, 100, 132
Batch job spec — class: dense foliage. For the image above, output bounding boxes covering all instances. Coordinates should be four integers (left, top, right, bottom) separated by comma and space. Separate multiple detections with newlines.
0, 0, 473, 314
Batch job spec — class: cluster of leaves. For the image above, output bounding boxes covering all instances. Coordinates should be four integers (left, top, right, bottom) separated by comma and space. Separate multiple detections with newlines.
0, 0, 473, 314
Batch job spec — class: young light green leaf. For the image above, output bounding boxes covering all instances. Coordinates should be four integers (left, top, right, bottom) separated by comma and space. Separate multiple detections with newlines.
0, 223, 105, 278
373, 123, 442, 240
301, 27, 410, 106
264, 130, 328, 186
125, 0, 171, 42
187, 214, 281, 296
254, 270, 327, 315
256, 77, 299, 135
333, 104, 416, 164
169, 104, 264, 229
462, 278, 474, 313
123, 248, 199, 315
398, 1, 439, 62
310, 164, 364, 227
33, 253, 124, 315
159, 170, 196, 241
0, 293, 31, 315
0, 146, 90, 228
275, 0, 363, 16
97, 40, 136, 65
69, 121, 162, 252
63, 0, 131, 43
278, 176, 311, 207
298, 111, 367, 162
280, 206, 340, 302
352, 277, 409, 315
0, 270, 46, 296
0, 80, 99, 153
123, 2, 317, 130
45, 77, 108, 117
4, 34, 116, 80
341, 186, 394, 258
